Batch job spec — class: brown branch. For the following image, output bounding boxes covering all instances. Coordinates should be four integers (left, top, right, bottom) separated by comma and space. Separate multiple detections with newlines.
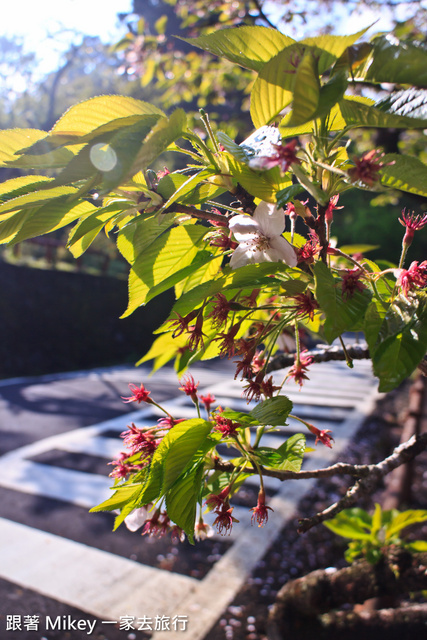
297, 433, 427, 533
268, 549, 427, 639
164, 203, 228, 225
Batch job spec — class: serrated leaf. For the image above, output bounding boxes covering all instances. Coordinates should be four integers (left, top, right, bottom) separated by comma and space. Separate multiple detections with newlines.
227, 154, 292, 203
375, 88, 427, 122
276, 184, 305, 208
24, 95, 165, 154
379, 154, 427, 197
216, 131, 250, 162
324, 510, 373, 540
0, 175, 52, 202
339, 95, 427, 129
288, 52, 320, 126
122, 225, 208, 316
313, 261, 372, 343
365, 296, 427, 392
137, 330, 188, 371
364, 35, 427, 87
276, 433, 306, 471
249, 395, 293, 426
90, 485, 142, 513
166, 463, 204, 544
386, 509, 427, 539
171, 262, 289, 317
0, 129, 48, 165
182, 26, 294, 72
126, 109, 187, 180
301, 28, 371, 73
53, 116, 160, 190
8, 199, 97, 246
250, 43, 305, 127
68, 202, 135, 257
116, 211, 178, 265
158, 169, 222, 204
0, 185, 76, 216
160, 419, 212, 494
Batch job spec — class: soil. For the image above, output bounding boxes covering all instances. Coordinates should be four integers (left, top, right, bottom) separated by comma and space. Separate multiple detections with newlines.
203, 379, 427, 640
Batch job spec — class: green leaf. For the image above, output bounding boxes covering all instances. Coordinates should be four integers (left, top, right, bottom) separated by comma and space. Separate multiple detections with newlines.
122, 225, 209, 316
0, 129, 47, 165
375, 88, 427, 123
324, 510, 373, 540
157, 169, 223, 204
313, 261, 372, 343
365, 296, 427, 392
379, 154, 427, 197
339, 244, 379, 255
287, 52, 320, 126
53, 116, 160, 190
301, 28, 371, 74
137, 330, 188, 372
160, 419, 212, 494
11, 199, 96, 246
250, 43, 305, 127
227, 154, 292, 203
24, 95, 165, 153
182, 26, 294, 72
364, 35, 427, 87
116, 211, 178, 265
0, 185, 76, 216
275, 433, 306, 471
276, 184, 304, 208
386, 509, 427, 539
166, 463, 204, 544
216, 131, 250, 163
68, 202, 135, 258
0, 175, 52, 202
90, 485, 142, 513
339, 96, 427, 129
249, 396, 293, 426
172, 262, 289, 317
126, 109, 187, 180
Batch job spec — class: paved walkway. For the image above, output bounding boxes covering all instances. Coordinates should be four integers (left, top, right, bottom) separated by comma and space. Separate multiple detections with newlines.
0, 360, 381, 639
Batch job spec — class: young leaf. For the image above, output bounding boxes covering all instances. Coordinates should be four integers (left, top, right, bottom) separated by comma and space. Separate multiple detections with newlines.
365, 296, 427, 392
313, 261, 372, 343
287, 51, 320, 126
24, 95, 165, 154
250, 43, 305, 127
364, 35, 427, 87
182, 26, 294, 72
90, 485, 142, 513
166, 463, 204, 544
122, 225, 209, 316
379, 154, 427, 197
249, 396, 293, 426
275, 433, 306, 471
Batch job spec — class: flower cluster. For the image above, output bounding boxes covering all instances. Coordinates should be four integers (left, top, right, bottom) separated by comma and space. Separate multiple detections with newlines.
205, 486, 239, 536
397, 261, 427, 296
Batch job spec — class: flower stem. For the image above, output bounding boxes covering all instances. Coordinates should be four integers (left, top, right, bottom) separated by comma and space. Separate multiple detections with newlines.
339, 335, 354, 368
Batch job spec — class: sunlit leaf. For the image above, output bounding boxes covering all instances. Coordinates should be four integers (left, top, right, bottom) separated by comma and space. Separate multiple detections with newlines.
182, 26, 294, 72
379, 153, 427, 197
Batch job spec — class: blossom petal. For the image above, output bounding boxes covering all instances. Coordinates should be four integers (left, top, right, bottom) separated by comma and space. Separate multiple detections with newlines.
268, 235, 298, 266
253, 201, 285, 236
229, 214, 260, 242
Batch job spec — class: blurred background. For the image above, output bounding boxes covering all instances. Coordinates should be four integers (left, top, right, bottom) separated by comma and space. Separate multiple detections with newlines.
1, 0, 426, 379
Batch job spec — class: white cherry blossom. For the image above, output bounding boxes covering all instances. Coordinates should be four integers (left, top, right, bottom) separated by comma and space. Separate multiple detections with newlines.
228, 201, 297, 269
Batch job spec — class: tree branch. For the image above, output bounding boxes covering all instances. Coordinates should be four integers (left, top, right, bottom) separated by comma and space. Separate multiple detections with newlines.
297, 433, 427, 533
268, 548, 427, 639
266, 343, 371, 372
